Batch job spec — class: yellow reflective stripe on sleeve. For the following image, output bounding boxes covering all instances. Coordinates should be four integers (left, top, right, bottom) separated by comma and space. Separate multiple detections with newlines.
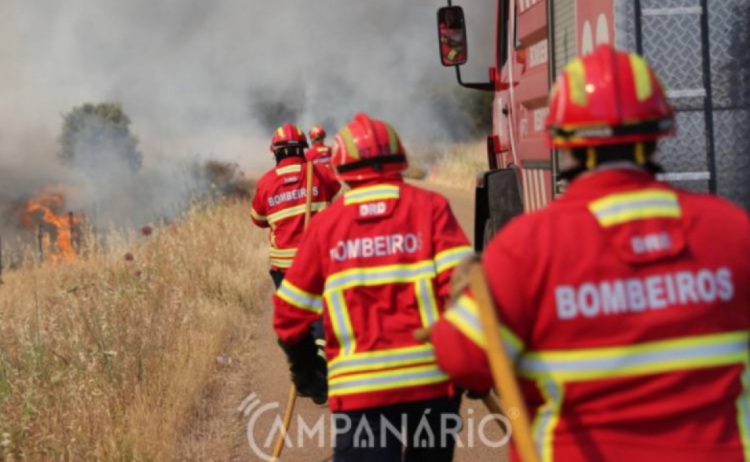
328, 344, 436, 378
500, 325, 524, 361
344, 184, 400, 205
444, 295, 485, 347
275, 164, 302, 175
532, 379, 563, 462
326, 290, 356, 356
629, 54, 653, 101
588, 189, 681, 227
250, 207, 266, 222
443, 294, 524, 361
736, 365, 750, 460
269, 247, 297, 258
324, 261, 436, 293
276, 280, 323, 314
415, 278, 440, 327
328, 363, 448, 396
434, 246, 474, 274
270, 257, 293, 269
519, 331, 750, 382
267, 201, 328, 225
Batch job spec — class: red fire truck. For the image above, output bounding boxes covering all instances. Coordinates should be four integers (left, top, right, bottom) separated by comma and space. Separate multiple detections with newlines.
436, 0, 749, 249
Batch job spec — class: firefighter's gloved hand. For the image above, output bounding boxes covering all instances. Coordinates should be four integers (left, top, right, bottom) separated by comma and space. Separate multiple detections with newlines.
278, 335, 328, 405
449, 254, 481, 305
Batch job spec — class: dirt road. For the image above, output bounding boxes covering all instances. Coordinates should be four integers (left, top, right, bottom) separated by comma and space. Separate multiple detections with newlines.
182, 181, 508, 461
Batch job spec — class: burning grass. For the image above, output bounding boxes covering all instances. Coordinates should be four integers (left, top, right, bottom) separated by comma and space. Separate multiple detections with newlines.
21, 188, 82, 262
0, 200, 267, 460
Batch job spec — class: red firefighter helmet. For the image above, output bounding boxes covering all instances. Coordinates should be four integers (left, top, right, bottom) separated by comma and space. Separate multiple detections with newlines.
269, 123, 308, 152
332, 113, 408, 182
309, 125, 326, 142
546, 45, 675, 149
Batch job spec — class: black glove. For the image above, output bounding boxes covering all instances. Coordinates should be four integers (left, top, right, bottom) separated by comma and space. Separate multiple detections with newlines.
465, 388, 490, 400
278, 334, 328, 405
456, 385, 490, 400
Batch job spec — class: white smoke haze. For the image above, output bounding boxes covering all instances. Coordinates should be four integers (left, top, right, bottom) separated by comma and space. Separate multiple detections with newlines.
0, 0, 495, 245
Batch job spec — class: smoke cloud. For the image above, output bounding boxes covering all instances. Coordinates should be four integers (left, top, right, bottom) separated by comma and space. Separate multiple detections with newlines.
0, 0, 495, 245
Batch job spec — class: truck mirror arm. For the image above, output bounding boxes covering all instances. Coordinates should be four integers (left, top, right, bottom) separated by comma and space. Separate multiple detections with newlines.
455, 65, 494, 92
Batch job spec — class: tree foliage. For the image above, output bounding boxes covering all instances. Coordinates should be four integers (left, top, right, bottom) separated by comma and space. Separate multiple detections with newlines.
59, 103, 142, 171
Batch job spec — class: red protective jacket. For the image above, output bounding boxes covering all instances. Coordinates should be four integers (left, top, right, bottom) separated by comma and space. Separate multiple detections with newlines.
251, 156, 341, 270
274, 178, 473, 411
305, 142, 333, 166
431, 169, 750, 461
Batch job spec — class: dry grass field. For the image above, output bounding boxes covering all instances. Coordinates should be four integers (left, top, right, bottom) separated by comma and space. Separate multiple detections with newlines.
0, 200, 266, 461
422, 141, 487, 192
0, 147, 491, 461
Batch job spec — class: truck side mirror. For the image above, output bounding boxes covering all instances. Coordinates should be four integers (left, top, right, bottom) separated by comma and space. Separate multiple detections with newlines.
437, 6, 468, 67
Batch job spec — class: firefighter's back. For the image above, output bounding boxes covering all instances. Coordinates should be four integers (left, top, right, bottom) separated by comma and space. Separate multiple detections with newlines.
311, 179, 471, 411
500, 168, 750, 461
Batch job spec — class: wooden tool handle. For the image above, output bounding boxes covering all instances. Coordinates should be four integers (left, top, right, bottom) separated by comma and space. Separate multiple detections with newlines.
271, 386, 297, 461
469, 263, 539, 462
304, 161, 314, 229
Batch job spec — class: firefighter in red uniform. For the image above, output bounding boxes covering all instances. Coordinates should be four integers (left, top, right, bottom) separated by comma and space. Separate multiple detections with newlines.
430, 45, 750, 461
306, 125, 333, 166
274, 113, 474, 461
250, 123, 340, 287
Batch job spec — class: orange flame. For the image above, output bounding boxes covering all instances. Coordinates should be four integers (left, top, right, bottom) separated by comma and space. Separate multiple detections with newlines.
22, 190, 80, 261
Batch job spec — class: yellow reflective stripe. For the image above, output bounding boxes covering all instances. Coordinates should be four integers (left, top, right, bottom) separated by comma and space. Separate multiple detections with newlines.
250, 207, 266, 222
339, 126, 360, 160
270, 258, 293, 269
444, 295, 485, 347
326, 290, 356, 356
629, 54, 653, 101
737, 365, 750, 460
275, 164, 302, 175
328, 363, 448, 396
434, 246, 474, 274
519, 331, 750, 382
267, 201, 328, 225
500, 325, 524, 359
344, 184, 400, 205
532, 379, 563, 462
588, 189, 681, 227
565, 58, 588, 106
328, 344, 436, 378
415, 278, 440, 327
443, 294, 524, 361
590, 189, 678, 211
325, 260, 436, 293
386, 123, 400, 153
276, 280, 322, 313
269, 247, 297, 258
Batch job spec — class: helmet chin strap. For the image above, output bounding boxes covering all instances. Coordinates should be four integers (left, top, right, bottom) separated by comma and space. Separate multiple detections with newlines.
585, 142, 645, 171
273, 147, 305, 163
634, 142, 646, 166
586, 147, 597, 170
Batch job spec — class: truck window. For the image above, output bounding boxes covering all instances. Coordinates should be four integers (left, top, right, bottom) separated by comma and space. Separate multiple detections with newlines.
497, 0, 510, 69
459, 0, 498, 81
